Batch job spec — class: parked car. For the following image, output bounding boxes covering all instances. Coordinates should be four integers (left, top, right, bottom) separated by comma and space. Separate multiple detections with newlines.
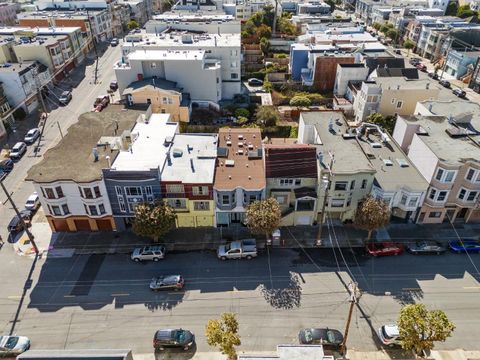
427, 72, 439, 80
150, 275, 184, 291
24, 128, 40, 144
407, 241, 446, 255
415, 63, 427, 72
110, 38, 119, 46
25, 192, 40, 211
59, 90, 72, 105
7, 210, 32, 233
247, 78, 263, 86
378, 325, 401, 347
153, 329, 195, 351
439, 79, 451, 88
452, 88, 466, 98
449, 240, 480, 253
217, 239, 257, 260
298, 328, 344, 350
109, 80, 118, 91
131, 245, 166, 262
94, 95, 110, 111
9, 142, 27, 160
0, 159, 14, 172
409, 57, 420, 65
366, 241, 404, 257
0, 335, 30, 356
395, 49, 401, 55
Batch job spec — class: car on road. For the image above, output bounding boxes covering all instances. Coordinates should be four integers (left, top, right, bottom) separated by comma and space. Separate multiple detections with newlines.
59, 90, 72, 105
452, 88, 466, 98
0, 159, 14, 172
25, 192, 40, 211
153, 329, 195, 351
427, 72, 439, 80
9, 142, 27, 161
366, 241, 404, 257
150, 275, 184, 291
217, 239, 257, 260
449, 240, 480, 253
409, 58, 420, 65
131, 245, 166, 262
94, 95, 110, 112
298, 328, 344, 350
109, 80, 118, 91
247, 78, 263, 86
24, 128, 40, 144
406, 241, 446, 255
7, 210, 32, 233
439, 79, 451, 88
415, 63, 427, 72
378, 324, 401, 347
0, 335, 30, 356
395, 49, 401, 55
110, 38, 119, 46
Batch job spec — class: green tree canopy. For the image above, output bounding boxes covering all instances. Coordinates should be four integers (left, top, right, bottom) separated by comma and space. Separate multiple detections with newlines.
457, 4, 476, 18
398, 304, 455, 356
235, 108, 250, 119
132, 202, 176, 242
289, 96, 312, 107
354, 195, 391, 240
256, 24, 272, 39
260, 36, 270, 56
255, 106, 279, 126
445, 1, 458, 15
366, 112, 396, 134
380, 23, 394, 34
372, 22, 382, 31
245, 198, 281, 238
277, 16, 297, 35
127, 19, 139, 30
205, 313, 241, 360
386, 28, 399, 42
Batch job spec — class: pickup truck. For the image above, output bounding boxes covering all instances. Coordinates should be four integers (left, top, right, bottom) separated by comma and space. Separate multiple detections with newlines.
217, 239, 257, 260
93, 95, 110, 112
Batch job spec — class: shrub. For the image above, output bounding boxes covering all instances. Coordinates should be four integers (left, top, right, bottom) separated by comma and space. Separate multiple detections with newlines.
289, 96, 311, 107
234, 108, 250, 119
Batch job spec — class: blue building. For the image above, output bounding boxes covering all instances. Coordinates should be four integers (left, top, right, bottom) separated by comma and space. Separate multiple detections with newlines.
444, 50, 480, 79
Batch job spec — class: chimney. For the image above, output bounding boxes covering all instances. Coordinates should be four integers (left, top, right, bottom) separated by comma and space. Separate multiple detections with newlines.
106, 155, 111, 167
92, 147, 99, 162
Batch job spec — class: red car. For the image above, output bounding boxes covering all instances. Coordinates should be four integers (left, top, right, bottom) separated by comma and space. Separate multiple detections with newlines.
366, 242, 404, 257
416, 63, 427, 72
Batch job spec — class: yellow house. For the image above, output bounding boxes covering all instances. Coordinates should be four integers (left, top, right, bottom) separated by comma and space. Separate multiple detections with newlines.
123, 77, 191, 122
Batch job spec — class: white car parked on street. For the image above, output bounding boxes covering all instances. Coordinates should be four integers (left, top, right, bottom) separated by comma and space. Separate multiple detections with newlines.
25, 192, 40, 211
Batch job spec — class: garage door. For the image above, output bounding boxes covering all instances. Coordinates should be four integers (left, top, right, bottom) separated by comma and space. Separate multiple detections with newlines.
74, 219, 91, 231
52, 219, 69, 232
96, 219, 113, 231
177, 216, 195, 227
196, 216, 214, 227
296, 216, 311, 225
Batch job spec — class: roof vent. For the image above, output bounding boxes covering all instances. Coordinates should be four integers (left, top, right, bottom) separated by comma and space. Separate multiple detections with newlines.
225, 159, 235, 166
172, 148, 183, 157
383, 159, 393, 166
164, 136, 173, 146
396, 158, 409, 167
370, 142, 382, 148
217, 147, 229, 157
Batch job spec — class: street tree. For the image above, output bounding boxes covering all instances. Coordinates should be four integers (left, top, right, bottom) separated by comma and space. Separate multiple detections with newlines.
386, 28, 399, 43
127, 19, 139, 30
380, 23, 393, 34
132, 202, 176, 242
457, 4, 476, 18
403, 39, 415, 56
289, 96, 311, 107
372, 22, 382, 31
255, 106, 279, 126
245, 197, 281, 239
353, 195, 390, 240
398, 304, 455, 357
205, 313, 241, 360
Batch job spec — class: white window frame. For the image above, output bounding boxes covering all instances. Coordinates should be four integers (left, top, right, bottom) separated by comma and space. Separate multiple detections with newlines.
125, 186, 142, 196
465, 167, 480, 183
279, 179, 294, 186
434, 168, 457, 183
118, 197, 126, 213
166, 184, 184, 194
428, 187, 449, 202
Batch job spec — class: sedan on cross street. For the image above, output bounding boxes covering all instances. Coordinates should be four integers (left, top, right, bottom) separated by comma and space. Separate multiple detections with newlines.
378, 325, 401, 347
24, 128, 40, 144
366, 241, 404, 257
298, 328, 344, 350
449, 240, 480, 253
439, 79, 451, 88
452, 88, 467, 98
428, 72, 439, 80
247, 78, 263, 87
153, 329, 195, 351
0, 335, 30, 357
415, 63, 427, 72
407, 241, 447, 255
0, 159, 14, 173
59, 90, 72, 105
150, 275, 184, 291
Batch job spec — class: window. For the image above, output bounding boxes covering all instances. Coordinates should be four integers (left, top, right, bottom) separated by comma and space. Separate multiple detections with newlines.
118, 197, 126, 212
396, 101, 403, 109
99, 204, 106, 214
330, 199, 344, 207
146, 98, 151, 104
466, 168, 475, 181
216, 77, 219, 84
125, 186, 142, 196
361, 179, 367, 189
194, 201, 210, 210
94, 186, 101, 198
435, 168, 456, 183
231, 73, 238, 79
168, 199, 186, 209
280, 179, 294, 186
437, 190, 448, 201
166, 184, 184, 194
467, 191, 478, 201
295, 179, 301, 186
408, 197, 418, 207
115, 186, 122, 196
458, 188, 466, 200
44, 187, 56, 199
83, 187, 94, 199
62, 204, 70, 215
150, 62, 156, 68
52, 205, 61, 216
274, 195, 287, 205
248, 195, 257, 204
55, 186, 64, 198
222, 194, 230, 205
400, 194, 407, 205
350, 180, 356, 190
193, 186, 209, 196
89, 205, 98, 216
429, 211, 442, 218
334, 181, 348, 191
144, 186, 153, 196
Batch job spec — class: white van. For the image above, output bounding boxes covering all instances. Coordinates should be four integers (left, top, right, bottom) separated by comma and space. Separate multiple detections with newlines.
378, 324, 401, 346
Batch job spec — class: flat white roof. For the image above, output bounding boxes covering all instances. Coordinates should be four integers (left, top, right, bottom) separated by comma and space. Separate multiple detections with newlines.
111, 114, 178, 171
162, 134, 218, 183
152, 12, 235, 21
0, 26, 81, 35
124, 32, 240, 48
128, 49, 206, 61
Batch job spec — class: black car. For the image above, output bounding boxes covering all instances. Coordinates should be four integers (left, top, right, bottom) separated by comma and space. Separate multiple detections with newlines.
407, 241, 447, 255
428, 72, 439, 80
439, 79, 451, 88
298, 328, 344, 350
153, 329, 195, 351
150, 275, 184, 291
7, 210, 32, 233
0, 159, 14, 172
247, 78, 263, 86
452, 88, 466, 98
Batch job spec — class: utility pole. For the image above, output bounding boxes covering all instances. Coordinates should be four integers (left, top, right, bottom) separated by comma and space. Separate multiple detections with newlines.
34, 64, 49, 157
0, 180, 39, 254
316, 152, 334, 246
439, 37, 453, 81
86, 8, 99, 84
56, 121, 64, 139
340, 282, 361, 356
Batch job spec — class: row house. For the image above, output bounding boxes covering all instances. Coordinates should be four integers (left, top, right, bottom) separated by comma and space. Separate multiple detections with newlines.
0, 82, 13, 139
0, 3, 19, 26
146, 13, 240, 34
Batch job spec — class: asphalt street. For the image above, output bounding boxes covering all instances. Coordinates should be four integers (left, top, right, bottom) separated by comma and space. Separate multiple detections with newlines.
0, 42, 122, 242
0, 247, 479, 357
